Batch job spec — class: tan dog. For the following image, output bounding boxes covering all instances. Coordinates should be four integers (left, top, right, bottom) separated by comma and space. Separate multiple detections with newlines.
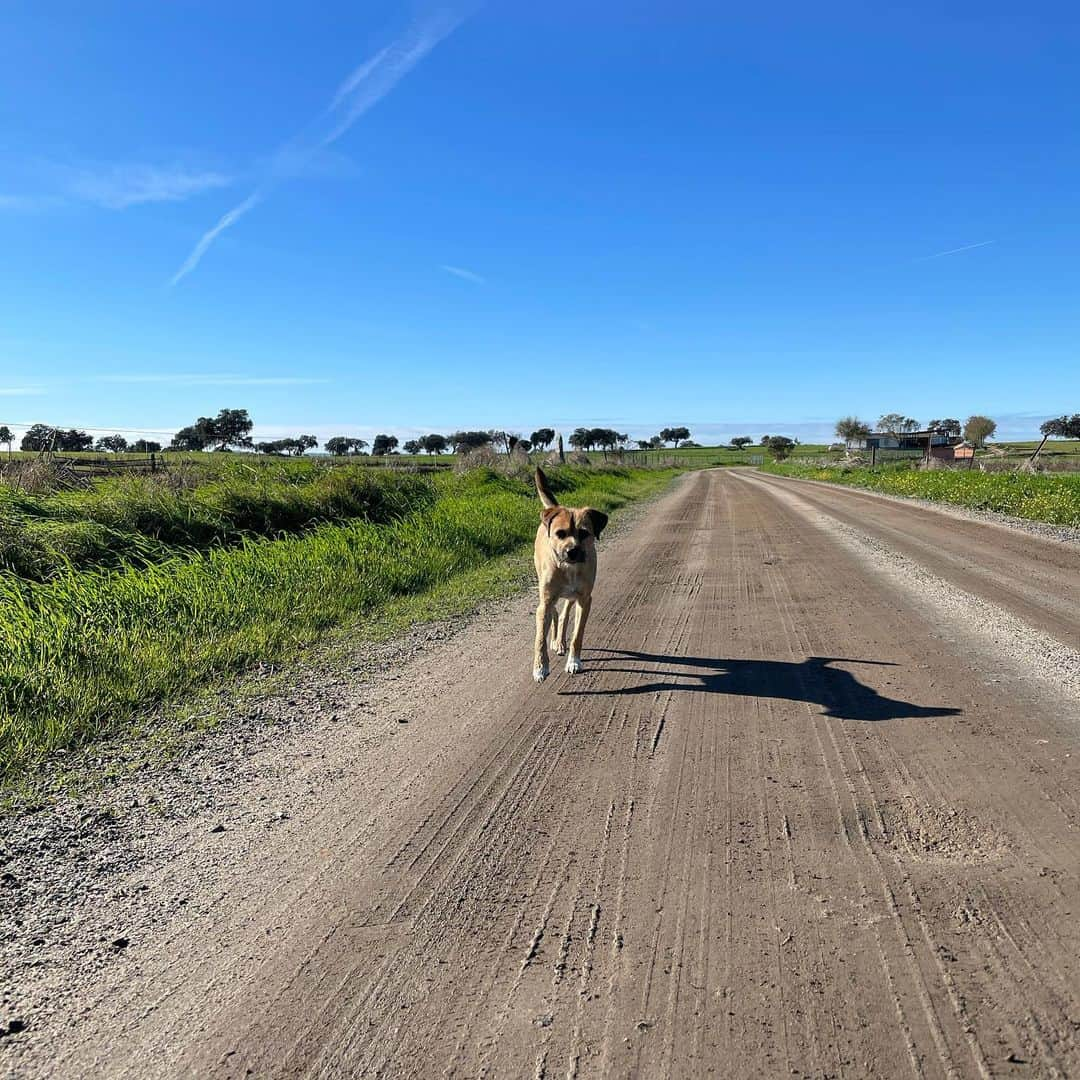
533, 467, 608, 682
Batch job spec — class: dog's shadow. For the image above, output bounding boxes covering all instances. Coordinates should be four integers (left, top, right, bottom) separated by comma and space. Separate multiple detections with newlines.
562, 648, 959, 722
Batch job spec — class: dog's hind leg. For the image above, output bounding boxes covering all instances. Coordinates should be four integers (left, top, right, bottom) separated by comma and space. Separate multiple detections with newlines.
565, 597, 591, 675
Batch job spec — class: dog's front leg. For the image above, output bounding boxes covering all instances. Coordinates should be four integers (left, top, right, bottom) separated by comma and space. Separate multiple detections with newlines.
534, 597, 555, 682
565, 596, 591, 675
553, 600, 570, 655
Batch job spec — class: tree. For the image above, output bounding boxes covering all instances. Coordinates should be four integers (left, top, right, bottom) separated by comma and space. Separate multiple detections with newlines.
130, 439, 161, 453
766, 435, 796, 460
421, 433, 448, 455
649, 435, 664, 449
760, 435, 771, 447
0, 425, 12, 455
569, 428, 593, 451
963, 415, 997, 448
834, 416, 871, 448
57, 429, 93, 452
95, 434, 129, 453
256, 440, 286, 455
325, 436, 356, 456
372, 433, 399, 456
295, 435, 318, 455
636, 440, 651, 450
516, 439, 532, 454
530, 428, 555, 452
171, 409, 253, 451
1029, 414, 1080, 463
208, 408, 253, 451
659, 426, 691, 448
730, 437, 753, 450
403, 439, 423, 455
877, 413, 906, 439
21, 424, 57, 451
927, 418, 961, 436
449, 431, 492, 454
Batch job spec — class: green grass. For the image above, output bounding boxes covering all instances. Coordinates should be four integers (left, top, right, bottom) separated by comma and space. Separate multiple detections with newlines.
0, 461, 437, 580
761, 461, 1080, 526
0, 464, 678, 779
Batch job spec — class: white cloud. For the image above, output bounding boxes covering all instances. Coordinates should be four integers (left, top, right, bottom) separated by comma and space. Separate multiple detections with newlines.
96, 373, 329, 387
67, 164, 232, 209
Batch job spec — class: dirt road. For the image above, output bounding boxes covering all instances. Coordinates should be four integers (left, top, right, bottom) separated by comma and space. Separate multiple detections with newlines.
9, 468, 1080, 1078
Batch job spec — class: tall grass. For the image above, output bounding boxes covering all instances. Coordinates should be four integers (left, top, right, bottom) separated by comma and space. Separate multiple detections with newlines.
0, 465, 676, 774
762, 461, 1080, 526
0, 461, 436, 580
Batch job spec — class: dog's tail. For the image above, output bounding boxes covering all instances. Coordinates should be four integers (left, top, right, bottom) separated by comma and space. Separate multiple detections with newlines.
535, 466, 558, 509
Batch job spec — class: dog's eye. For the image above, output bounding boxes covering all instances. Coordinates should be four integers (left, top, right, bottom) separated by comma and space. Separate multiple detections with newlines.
554, 529, 569, 539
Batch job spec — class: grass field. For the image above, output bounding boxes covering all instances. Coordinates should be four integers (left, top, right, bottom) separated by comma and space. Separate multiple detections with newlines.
0, 461, 678, 779
761, 460, 1080, 526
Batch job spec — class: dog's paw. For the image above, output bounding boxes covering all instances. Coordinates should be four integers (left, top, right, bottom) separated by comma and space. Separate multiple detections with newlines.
533, 664, 549, 683
565, 655, 582, 675
554, 643, 567, 656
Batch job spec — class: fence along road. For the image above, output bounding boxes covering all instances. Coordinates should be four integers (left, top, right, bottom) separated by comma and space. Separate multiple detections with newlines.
14, 467, 1080, 1079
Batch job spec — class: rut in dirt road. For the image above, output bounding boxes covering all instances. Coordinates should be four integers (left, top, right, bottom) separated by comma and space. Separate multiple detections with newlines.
13, 468, 1080, 1079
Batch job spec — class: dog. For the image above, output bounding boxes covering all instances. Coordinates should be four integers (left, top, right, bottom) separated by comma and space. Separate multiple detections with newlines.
532, 467, 608, 682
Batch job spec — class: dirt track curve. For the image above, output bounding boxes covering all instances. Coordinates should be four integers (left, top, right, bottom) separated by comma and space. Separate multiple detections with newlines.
12, 468, 1080, 1079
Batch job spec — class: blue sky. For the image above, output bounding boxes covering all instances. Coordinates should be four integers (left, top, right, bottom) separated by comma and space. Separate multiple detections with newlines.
2, 1, 1077, 447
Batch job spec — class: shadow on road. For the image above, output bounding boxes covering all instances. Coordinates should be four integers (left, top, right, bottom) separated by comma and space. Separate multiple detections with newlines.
565, 649, 960, 722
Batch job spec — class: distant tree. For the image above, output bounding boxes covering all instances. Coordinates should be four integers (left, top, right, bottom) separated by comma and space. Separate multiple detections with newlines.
1029, 414, 1080, 462
963, 415, 997, 448
569, 428, 593, 451
57, 429, 93, 452
421, 433, 448, 455
877, 413, 906, 439
516, 439, 532, 454
0, 425, 12, 455
171, 409, 253, 451
274, 435, 318, 456
730, 437, 753, 450
530, 428, 555, 452
372, 433, 399, 456
649, 435, 664, 449
766, 435, 796, 461
636, 439, 651, 450
1040, 414, 1080, 440
449, 431, 492, 454
21, 423, 57, 451
325, 436, 354, 456
352, 439, 369, 455
927, 418, 962, 436
588, 428, 621, 453
255, 440, 285, 455
171, 422, 210, 451
95, 434, 129, 453
680, 441, 702, 448
208, 408, 253, 451
130, 439, 162, 453
403, 439, 423, 455
834, 416, 871, 448
659, 426, 691, 447
760, 435, 771, 447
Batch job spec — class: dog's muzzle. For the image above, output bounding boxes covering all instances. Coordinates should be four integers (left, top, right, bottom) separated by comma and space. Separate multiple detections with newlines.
565, 547, 585, 564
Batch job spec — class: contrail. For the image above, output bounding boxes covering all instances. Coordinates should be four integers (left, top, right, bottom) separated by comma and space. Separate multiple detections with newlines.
915, 239, 996, 262
441, 264, 486, 284
170, 192, 260, 286
170, 13, 466, 286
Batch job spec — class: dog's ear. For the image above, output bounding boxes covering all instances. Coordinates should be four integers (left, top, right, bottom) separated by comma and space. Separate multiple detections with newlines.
541, 506, 562, 532
583, 508, 609, 539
